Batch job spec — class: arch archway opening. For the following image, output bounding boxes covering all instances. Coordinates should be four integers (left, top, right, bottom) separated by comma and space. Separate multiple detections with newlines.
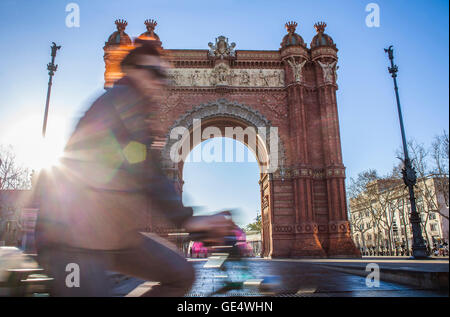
170, 116, 275, 177
169, 114, 275, 257
160, 102, 286, 258
182, 136, 264, 257
182, 138, 259, 221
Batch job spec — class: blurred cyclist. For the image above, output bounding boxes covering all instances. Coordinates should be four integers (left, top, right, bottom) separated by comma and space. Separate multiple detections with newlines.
34, 39, 235, 296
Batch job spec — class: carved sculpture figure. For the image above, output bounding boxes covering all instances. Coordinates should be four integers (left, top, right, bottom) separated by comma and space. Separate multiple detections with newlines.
215, 64, 229, 85
317, 60, 337, 83
239, 70, 250, 86
287, 57, 307, 82
209, 69, 218, 85
269, 71, 280, 86
278, 70, 285, 86
201, 70, 208, 86
208, 36, 236, 59
228, 70, 238, 86
190, 70, 200, 86
240, 71, 250, 86
171, 71, 181, 85
259, 70, 269, 86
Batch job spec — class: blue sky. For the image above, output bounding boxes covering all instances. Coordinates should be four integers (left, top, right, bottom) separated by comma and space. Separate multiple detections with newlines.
0, 0, 448, 226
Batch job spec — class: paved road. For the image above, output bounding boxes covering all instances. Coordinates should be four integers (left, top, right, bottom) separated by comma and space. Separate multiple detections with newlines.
114, 258, 448, 297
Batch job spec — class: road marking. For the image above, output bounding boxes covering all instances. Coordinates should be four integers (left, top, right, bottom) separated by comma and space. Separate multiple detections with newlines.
244, 279, 264, 286
296, 287, 317, 294
125, 282, 160, 297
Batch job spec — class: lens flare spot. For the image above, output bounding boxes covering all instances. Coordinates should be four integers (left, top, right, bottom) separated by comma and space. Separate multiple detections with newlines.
123, 141, 146, 164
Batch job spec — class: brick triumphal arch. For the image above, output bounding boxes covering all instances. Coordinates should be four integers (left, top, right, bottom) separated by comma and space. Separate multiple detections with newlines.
103, 19, 360, 258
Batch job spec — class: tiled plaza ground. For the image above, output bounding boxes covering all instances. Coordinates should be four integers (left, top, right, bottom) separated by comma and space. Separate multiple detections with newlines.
114, 258, 449, 297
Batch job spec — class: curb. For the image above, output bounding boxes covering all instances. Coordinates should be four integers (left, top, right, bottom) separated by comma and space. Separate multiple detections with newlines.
319, 264, 449, 290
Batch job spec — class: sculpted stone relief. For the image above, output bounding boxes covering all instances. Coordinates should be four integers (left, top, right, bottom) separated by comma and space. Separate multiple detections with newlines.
208, 35, 236, 59
317, 60, 337, 84
287, 57, 307, 83
167, 65, 285, 87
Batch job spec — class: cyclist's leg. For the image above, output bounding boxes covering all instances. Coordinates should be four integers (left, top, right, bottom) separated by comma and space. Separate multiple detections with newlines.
109, 233, 195, 297
38, 246, 111, 296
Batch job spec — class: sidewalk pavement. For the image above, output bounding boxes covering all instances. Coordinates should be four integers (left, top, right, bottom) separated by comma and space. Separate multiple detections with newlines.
245, 257, 449, 290
111, 257, 448, 297
254, 256, 449, 272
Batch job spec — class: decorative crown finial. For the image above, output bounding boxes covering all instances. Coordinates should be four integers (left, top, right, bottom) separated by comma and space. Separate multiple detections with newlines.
285, 21, 298, 34
314, 21, 327, 33
115, 19, 128, 32
145, 19, 157, 32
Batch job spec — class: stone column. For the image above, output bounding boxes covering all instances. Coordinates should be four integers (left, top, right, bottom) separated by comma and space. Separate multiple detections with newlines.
280, 45, 327, 257
312, 46, 360, 257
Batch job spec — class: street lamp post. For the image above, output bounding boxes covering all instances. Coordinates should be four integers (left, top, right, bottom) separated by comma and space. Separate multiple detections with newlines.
384, 46, 428, 259
42, 42, 61, 137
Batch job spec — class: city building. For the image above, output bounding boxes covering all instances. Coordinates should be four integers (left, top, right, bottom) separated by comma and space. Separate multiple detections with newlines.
245, 231, 263, 257
349, 176, 449, 256
0, 190, 33, 248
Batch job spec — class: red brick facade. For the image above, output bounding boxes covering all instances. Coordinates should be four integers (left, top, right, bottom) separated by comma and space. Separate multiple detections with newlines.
103, 20, 360, 258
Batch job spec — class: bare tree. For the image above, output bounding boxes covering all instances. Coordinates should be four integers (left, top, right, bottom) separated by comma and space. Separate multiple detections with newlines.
398, 138, 449, 221
348, 170, 379, 199
348, 170, 381, 253
431, 131, 449, 208
377, 177, 404, 255
404, 139, 448, 249
348, 169, 405, 255
368, 177, 402, 254
0, 145, 32, 244
349, 132, 449, 255
348, 201, 371, 251
388, 162, 412, 251
0, 145, 32, 190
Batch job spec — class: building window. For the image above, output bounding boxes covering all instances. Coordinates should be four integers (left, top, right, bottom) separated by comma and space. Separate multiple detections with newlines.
430, 224, 438, 232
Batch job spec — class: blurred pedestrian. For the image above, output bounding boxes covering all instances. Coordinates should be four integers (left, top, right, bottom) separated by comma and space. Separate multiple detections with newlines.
34, 39, 235, 296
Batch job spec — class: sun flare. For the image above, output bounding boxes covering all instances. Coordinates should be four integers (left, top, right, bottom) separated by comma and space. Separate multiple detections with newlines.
3, 114, 69, 171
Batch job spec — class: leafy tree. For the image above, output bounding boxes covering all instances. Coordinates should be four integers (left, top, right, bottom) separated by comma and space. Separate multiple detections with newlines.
245, 214, 261, 232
